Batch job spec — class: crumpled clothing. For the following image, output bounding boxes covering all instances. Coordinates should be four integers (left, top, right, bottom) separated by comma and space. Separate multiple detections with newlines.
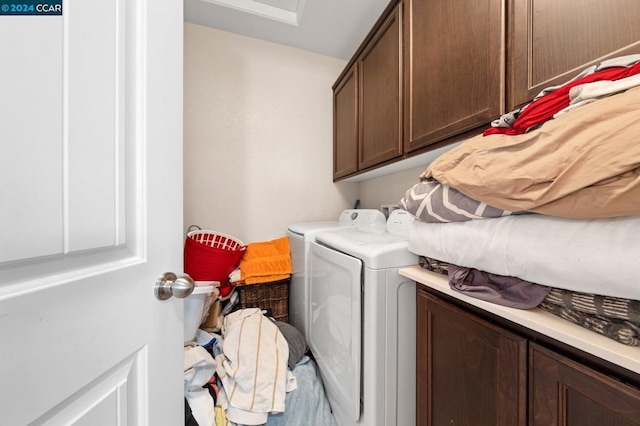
266, 356, 337, 426
184, 344, 217, 390
214, 405, 231, 426
486, 54, 640, 135
186, 388, 215, 426
215, 308, 293, 425
448, 264, 551, 309
184, 344, 218, 426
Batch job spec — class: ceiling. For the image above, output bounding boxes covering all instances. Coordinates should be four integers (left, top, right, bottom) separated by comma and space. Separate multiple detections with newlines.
184, 0, 392, 60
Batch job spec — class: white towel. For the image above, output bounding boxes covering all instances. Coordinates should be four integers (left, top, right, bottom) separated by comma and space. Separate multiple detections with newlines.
216, 308, 290, 425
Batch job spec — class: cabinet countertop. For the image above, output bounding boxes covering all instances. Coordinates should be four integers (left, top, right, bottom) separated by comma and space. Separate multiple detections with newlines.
401, 265, 640, 376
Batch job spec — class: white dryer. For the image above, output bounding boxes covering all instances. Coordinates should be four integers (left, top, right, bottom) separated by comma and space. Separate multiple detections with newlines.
286, 210, 384, 341
287, 221, 339, 341
308, 209, 417, 426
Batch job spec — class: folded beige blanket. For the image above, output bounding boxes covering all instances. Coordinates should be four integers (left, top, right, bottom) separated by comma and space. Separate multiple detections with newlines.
422, 86, 640, 219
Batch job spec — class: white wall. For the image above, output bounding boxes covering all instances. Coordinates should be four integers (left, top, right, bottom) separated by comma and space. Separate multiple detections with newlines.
358, 165, 426, 211
357, 142, 463, 210
184, 23, 358, 243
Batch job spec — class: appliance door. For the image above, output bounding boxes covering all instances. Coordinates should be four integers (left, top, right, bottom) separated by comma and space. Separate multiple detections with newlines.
308, 242, 362, 423
286, 230, 306, 338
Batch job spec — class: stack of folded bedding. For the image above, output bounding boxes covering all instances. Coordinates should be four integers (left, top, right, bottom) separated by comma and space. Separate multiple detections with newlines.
399, 56, 640, 346
407, 214, 640, 301
539, 289, 640, 347
401, 57, 640, 223
418, 256, 640, 346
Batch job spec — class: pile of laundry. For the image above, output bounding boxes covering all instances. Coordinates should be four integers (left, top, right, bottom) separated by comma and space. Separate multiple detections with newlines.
184, 307, 336, 426
197, 235, 295, 334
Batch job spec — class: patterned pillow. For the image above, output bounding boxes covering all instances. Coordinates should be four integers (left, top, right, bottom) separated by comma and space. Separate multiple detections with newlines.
400, 179, 517, 223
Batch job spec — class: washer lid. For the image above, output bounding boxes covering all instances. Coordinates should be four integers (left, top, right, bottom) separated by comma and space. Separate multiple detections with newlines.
287, 221, 339, 240
315, 229, 418, 269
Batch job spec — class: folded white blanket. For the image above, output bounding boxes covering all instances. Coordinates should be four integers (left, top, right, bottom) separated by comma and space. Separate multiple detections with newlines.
409, 214, 640, 300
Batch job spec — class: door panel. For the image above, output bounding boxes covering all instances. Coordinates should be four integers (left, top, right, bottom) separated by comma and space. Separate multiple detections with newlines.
67, 0, 124, 251
0, 17, 64, 262
36, 353, 140, 426
0, 0, 184, 424
1, 0, 127, 260
308, 242, 362, 423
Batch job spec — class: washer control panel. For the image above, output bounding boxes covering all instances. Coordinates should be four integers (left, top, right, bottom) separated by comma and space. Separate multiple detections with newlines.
338, 209, 386, 233
386, 209, 415, 237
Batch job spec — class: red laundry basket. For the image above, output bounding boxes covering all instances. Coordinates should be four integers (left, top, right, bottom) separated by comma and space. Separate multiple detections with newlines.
184, 230, 246, 296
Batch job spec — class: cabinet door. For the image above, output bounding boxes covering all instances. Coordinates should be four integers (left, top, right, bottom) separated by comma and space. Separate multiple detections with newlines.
404, 0, 502, 153
416, 289, 527, 426
530, 343, 640, 426
507, 0, 640, 110
333, 65, 358, 180
358, 4, 402, 170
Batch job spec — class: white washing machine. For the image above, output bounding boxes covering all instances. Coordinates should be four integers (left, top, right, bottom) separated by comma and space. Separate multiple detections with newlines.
287, 210, 385, 341
308, 209, 417, 426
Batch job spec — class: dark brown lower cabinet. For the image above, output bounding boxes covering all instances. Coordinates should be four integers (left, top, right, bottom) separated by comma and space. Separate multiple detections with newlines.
530, 343, 640, 426
417, 288, 527, 425
417, 286, 640, 426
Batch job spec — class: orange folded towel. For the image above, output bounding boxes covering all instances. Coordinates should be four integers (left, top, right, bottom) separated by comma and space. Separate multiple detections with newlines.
239, 236, 292, 285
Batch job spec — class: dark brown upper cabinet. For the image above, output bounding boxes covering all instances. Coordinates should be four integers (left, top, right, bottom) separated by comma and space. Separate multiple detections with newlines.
404, 0, 503, 153
507, 0, 640, 110
358, 3, 403, 170
333, 64, 358, 180
417, 288, 527, 426
333, 0, 640, 180
333, 4, 402, 180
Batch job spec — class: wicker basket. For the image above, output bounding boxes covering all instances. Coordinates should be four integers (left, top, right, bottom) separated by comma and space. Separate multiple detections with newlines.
236, 279, 289, 323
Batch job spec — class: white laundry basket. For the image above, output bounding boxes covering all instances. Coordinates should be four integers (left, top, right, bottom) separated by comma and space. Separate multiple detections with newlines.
183, 281, 219, 343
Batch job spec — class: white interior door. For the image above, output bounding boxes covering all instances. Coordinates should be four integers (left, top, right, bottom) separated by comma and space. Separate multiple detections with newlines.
0, 0, 184, 425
